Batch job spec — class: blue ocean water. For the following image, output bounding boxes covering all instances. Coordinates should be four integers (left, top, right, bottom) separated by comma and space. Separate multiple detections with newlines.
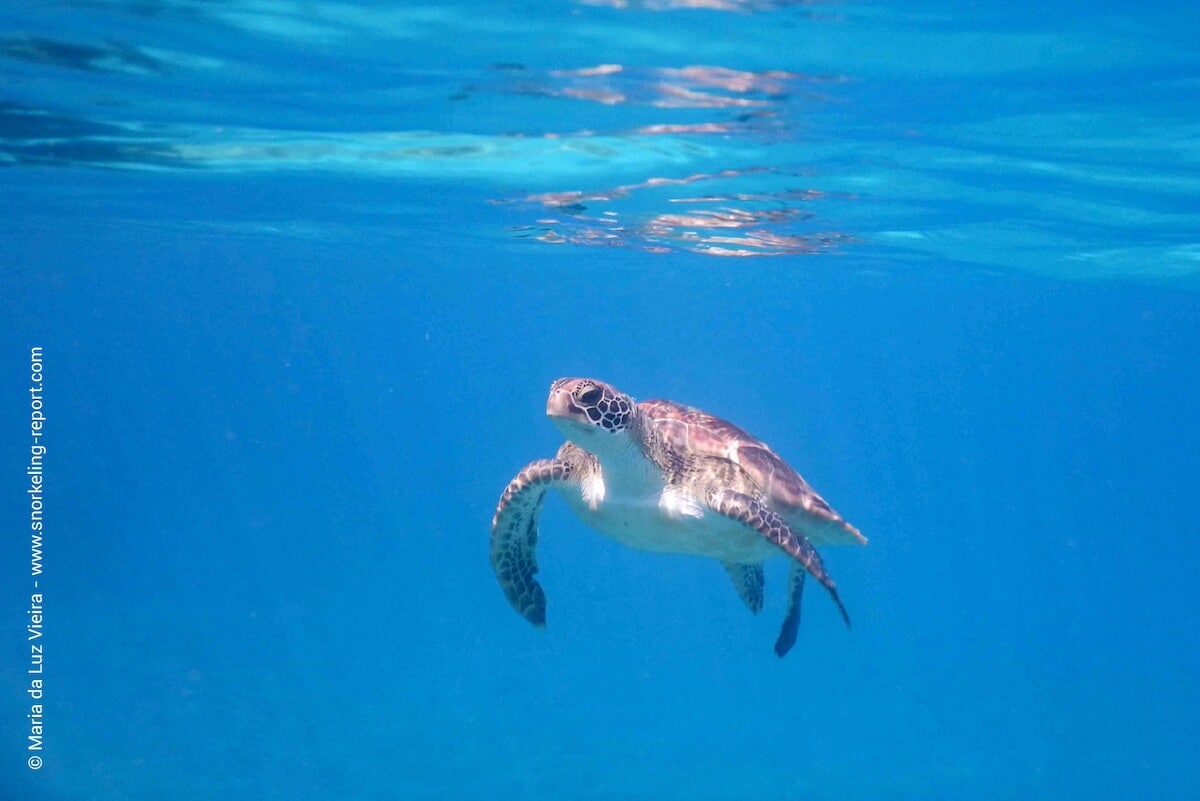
2, 0, 1199, 798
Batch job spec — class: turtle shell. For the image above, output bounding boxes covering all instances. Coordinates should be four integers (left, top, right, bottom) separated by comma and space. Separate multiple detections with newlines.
640, 399, 866, 547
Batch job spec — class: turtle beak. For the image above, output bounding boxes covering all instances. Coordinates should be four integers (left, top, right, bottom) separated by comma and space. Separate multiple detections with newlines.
546, 380, 576, 419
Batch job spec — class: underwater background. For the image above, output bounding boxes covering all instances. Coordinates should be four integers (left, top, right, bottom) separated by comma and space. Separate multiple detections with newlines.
2, 0, 1199, 799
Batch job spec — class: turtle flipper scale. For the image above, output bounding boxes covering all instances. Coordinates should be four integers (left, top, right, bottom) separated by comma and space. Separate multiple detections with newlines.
708, 488, 851, 631
490, 458, 575, 627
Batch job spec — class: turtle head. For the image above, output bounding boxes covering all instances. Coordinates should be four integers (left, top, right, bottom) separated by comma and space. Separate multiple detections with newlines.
547, 378, 636, 449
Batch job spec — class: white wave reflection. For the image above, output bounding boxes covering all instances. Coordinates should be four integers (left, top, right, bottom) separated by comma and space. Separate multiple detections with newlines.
501, 168, 856, 257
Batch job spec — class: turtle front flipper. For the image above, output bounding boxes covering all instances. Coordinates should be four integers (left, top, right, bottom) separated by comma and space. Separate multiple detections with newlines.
708, 489, 851, 633
773, 563, 806, 657
491, 458, 576, 627
721, 561, 765, 613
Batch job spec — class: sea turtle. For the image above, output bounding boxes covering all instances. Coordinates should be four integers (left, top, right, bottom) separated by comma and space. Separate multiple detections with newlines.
491, 377, 866, 657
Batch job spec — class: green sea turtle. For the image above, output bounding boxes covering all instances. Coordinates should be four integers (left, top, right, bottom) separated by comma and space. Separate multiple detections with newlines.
491, 377, 866, 657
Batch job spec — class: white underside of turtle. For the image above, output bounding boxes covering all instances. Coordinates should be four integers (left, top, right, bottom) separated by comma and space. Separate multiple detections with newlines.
564, 447, 782, 564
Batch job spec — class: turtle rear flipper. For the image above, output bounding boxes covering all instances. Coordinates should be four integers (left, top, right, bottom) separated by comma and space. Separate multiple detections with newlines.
721, 561, 765, 614
708, 488, 850, 637
773, 563, 806, 657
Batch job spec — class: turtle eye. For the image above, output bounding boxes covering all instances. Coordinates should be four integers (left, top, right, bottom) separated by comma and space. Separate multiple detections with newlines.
578, 387, 603, 406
